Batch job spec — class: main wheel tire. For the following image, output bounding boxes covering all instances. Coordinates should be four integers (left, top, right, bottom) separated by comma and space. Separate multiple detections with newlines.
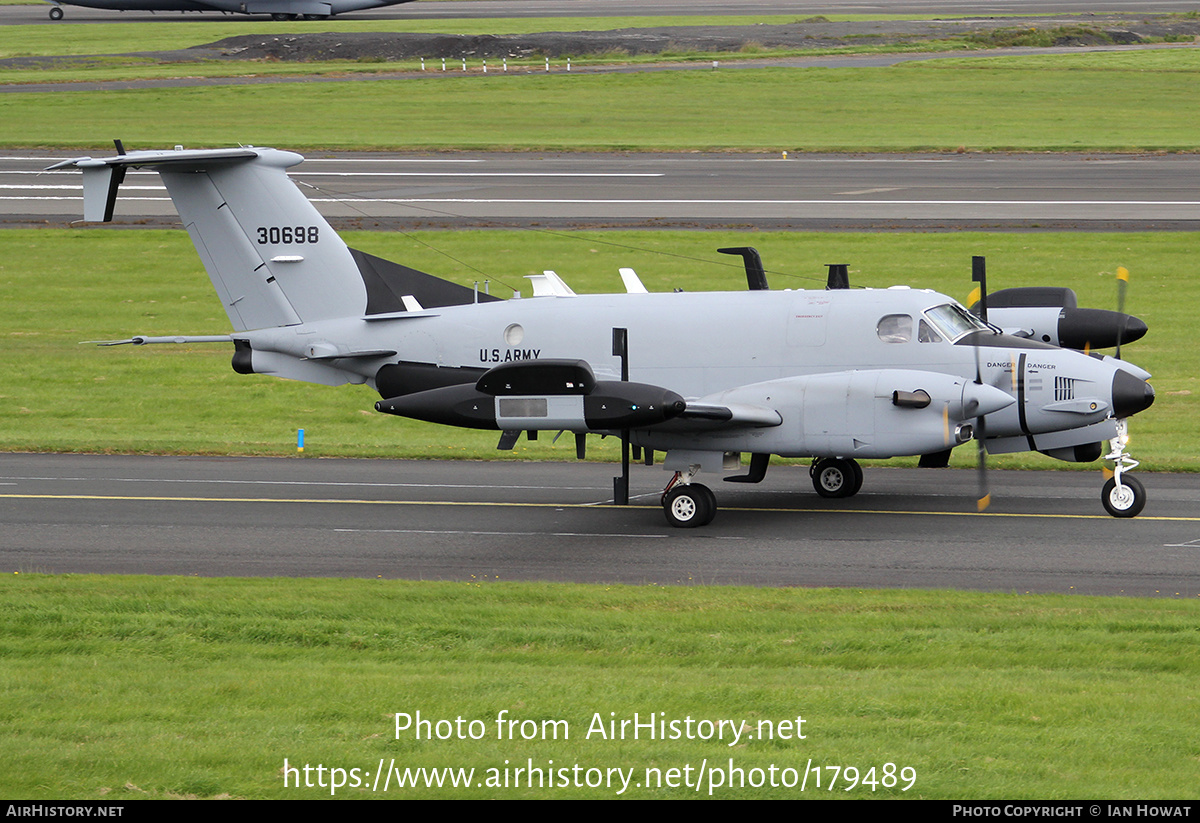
664, 484, 716, 528
811, 458, 863, 499
1102, 475, 1146, 518
49, 6, 63, 19
693, 484, 717, 526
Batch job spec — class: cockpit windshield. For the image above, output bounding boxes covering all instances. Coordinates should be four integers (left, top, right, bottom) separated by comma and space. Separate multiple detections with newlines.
924, 302, 991, 343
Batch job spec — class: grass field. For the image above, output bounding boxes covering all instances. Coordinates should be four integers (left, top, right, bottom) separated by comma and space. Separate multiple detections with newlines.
2, 574, 1198, 799
4, 48, 1200, 151
0, 12, 1025, 57
1, 227, 1193, 470
0, 15, 802, 57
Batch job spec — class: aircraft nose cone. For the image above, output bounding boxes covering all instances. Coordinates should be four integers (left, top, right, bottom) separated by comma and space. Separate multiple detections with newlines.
1112, 369, 1155, 418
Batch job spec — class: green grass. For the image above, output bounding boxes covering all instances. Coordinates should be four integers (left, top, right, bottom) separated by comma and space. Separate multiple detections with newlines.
0, 15, 827, 59
0, 44, 985, 87
0, 12, 1049, 56
2, 574, 1198, 799
0, 228, 1193, 470
5, 51, 1200, 152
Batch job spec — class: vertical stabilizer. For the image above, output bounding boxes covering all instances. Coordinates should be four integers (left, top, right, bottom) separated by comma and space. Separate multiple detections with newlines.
49, 146, 368, 332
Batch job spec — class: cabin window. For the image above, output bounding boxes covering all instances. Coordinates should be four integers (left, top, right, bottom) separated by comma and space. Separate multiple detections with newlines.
876, 314, 913, 343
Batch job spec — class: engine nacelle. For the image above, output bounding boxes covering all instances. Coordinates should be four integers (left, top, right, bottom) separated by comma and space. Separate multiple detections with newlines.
639, 369, 1014, 459
973, 288, 1147, 350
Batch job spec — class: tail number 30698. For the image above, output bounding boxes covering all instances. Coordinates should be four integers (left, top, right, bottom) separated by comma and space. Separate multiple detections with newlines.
257, 226, 319, 244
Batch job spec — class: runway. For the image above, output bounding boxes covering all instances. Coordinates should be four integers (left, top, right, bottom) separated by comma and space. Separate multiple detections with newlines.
9, 151, 1200, 229
2, 453, 1198, 596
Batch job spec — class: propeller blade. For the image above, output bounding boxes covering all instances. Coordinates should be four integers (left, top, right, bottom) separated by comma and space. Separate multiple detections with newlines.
971, 327, 991, 511
1115, 266, 1129, 360
971, 256, 988, 324
976, 414, 990, 512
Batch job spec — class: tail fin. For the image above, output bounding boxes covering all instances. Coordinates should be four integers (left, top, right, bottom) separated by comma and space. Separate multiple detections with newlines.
50, 146, 366, 332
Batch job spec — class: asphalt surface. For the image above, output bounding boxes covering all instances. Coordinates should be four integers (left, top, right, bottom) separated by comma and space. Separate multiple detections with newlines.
10, 151, 1200, 230
2, 453, 1197, 595
10, 0, 1200, 25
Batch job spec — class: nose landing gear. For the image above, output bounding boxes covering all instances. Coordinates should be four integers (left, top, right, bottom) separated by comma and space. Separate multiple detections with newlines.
1101, 418, 1146, 518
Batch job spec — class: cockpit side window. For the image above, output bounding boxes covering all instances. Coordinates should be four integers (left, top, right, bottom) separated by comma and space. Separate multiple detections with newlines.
877, 314, 913, 343
924, 303, 989, 343
918, 319, 944, 343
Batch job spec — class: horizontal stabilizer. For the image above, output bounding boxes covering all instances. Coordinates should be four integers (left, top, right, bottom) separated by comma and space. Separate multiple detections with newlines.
47, 148, 260, 223
92, 334, 233, 346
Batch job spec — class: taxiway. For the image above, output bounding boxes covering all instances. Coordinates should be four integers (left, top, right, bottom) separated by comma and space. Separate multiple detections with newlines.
3, 453, 1198, 596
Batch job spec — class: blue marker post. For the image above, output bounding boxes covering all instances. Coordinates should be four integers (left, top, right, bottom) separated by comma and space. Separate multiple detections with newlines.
297, 428, 305, 454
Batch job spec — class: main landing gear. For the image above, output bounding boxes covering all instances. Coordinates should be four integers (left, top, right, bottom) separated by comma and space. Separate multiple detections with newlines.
1101, 418, 1146, 518
810, 457, 863, 499
49, 6, 64, 19
661, 470, 716, 528
660, 455, 867, 527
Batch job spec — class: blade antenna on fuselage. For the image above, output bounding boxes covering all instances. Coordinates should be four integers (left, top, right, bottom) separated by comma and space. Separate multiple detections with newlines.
717, 247, 768, 291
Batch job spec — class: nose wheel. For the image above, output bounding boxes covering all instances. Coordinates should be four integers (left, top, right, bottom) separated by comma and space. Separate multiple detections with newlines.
49, 5, 63, 19
1102, 475, 1145, 518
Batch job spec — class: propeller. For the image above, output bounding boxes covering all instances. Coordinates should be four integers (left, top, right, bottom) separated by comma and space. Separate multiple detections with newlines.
1115, 266, 1129, 360
970, 256, 991, 512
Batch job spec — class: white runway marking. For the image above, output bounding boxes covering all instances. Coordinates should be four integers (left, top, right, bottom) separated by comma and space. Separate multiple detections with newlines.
334, 528, 669, 538
295, 172, 665, 178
